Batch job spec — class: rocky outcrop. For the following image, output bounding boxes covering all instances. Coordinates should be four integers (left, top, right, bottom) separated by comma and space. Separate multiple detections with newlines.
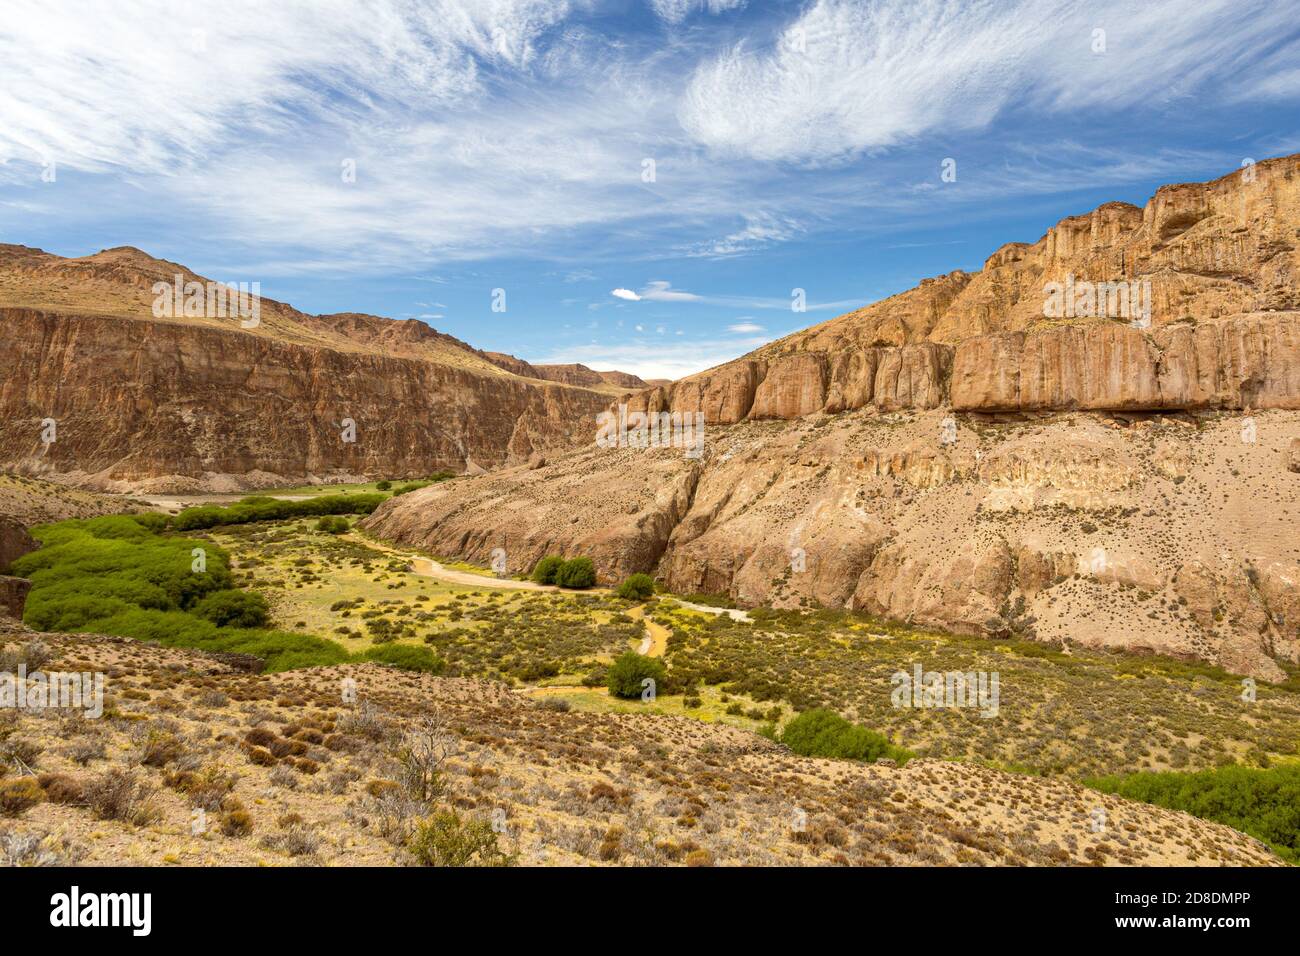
612, 313, 1300, 424
0, 516, 37, 572
0, 576, 30, 619
481, 353, 648, 392
951, 315, 1300, 412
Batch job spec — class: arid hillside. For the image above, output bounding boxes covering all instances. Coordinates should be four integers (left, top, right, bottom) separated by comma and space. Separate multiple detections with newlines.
0, 619, 1282, 867
0, 246, 627, 492
365, 157, 1300, 680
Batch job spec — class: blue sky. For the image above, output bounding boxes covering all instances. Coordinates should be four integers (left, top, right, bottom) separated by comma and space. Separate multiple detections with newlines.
2, 0, 1299, 379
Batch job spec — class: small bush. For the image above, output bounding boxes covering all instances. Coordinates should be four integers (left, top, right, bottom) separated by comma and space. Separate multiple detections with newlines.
136, 729, 184, 768
375, 480, 392, 491
779, 709, 912, 764
0, 778, 44, 816
530, 555, 563, 585
220, 807, 254, 837
555, 557, 596, 589
606, 652, 667, 700
84, 769, 157, 825
193, 590, 271, 628
406, 810, 515, 867
616, 573, 655, 600
37, 773, 84, 805
315, 516, 350, 535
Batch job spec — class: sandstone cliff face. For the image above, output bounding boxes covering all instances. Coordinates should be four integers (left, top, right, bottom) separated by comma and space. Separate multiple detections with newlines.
0, 245, 622, 491
610, 154, 1300, 423
0, 308, 610, 492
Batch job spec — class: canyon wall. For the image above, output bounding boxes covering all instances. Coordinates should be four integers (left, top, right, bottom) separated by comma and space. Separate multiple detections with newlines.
366, 155, 1300, 680
0, 308, 608, 492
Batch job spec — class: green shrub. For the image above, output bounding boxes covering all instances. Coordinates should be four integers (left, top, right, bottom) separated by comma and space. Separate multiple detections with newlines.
606, 652, 666, 700
530, 555, 564, 585
616, 573, 655, 600
779, 708, 912, 764
375, 480, 392, 491
555, 557, 596, 589
354, 644, 446, 673
315, 516, 350, 534
1086, 764, 1300, 864
406, 810, 515, 867
194, 590, 271, 628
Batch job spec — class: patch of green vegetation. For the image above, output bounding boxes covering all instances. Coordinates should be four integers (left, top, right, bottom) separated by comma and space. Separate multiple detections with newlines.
1086, 764, 1300, 864
616, 573, 655, 600
658, 604, 1300, 777
211, 521, 639, 682
172, 493, 386, 531
261, 473, 454, 497
554, 557, 596, 589
12, 515, 433, 673
528, 554, 598, 589
779, 708, 913, 765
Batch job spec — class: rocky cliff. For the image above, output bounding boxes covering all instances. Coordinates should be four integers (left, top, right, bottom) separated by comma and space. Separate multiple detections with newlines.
0, 246, 619, 491
366, 155, 1300, 680
616, 154, 1300, 422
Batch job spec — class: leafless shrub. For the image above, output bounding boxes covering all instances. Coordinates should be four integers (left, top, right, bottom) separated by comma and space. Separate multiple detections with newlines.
65, 734, 107, 766
337, 700, 391, 743
0, 736, 43, 772
0, 828, 63, 867
194, 688, 229, 709
0, 639, 55, 674
269, 764, 299, 790
84, 769, 159, 825
393, 712, 457, 804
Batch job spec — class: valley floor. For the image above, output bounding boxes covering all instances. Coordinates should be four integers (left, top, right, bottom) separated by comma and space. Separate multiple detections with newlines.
4, 506, 1298, 866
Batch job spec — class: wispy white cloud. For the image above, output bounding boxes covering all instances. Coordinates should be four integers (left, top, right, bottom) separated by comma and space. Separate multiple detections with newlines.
0, 0, 1296, 276
648, 0, 747, 25
679, 0, 1300, 163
